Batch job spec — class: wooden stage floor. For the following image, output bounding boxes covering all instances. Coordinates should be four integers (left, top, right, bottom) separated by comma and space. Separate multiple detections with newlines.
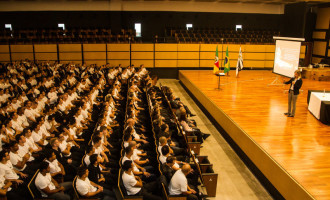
179, 70, 330, 200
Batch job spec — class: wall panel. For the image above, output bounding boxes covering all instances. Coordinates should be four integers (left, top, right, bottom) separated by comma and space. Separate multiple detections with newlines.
132, 44, 153, 52
84, 60, 107, 66
34, 44, 57, 52
84, 52, 106, 60
107, 44, 129, 52
178, 52, 199, 60
0, 45, 10, 53
313, 41, 327, 56
132, 60, 153, 68
178, 44, 199, 52
178, 60, 199, 68
155, 52, 177, 59
131, 52, 153, 59
59, 44, 81, 52
155, 44, 177, 51
35, 53, 57, 61
155, 60, 177, 68
107, 52, 129, 60
11, 45, 33, 53
11, 53, 33, 60
0, 54, 10, 62
59, 53, 82, 61
83, 44, 106, 52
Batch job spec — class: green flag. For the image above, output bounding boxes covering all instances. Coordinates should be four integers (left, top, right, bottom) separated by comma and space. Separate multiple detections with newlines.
224, 46, 230, 73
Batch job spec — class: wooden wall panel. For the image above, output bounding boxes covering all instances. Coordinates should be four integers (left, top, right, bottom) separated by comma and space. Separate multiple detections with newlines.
265, 53, 275, 60
178, 52, 199, 59
107, 44, 129, 52
200, 52, 215, 60
312, 31, 326, 40
59, 53, 82, 61
155, 44, 177, 51
178, 60, 199, 67
265, 45, 275, 52
312, 57, 322, 63
108, 60, 130, 67
107, 52, 129, 60
34, 44, 57, 52
131, 52, 153, 59
200, 60, 215, 68
315, 7, 330, 29
35, 53, 57, 61
11, 53, 33, 60
84, 52, 106, 60
0, 54, 10, 62
11, 45, 33, 53
244, 45, 266, 52
155, 60, 177, 68
84, 60, 107, 65
59, 44, 81, 52
313, 41, 327, 56
178, 44, 199, 52
155, 52, 177, 59
244, 53, 265, 60
243, 60, 266, 68
226, 44, 241, 52
131, 60, 153, 68
200, 44, 220, 52
0, 45, 10, 53
83, 44, 106, 52
132, 44, 153, 51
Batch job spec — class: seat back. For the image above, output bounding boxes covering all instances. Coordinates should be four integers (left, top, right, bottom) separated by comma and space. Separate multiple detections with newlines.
118, 169, 127, 198
27, 170, 44, 199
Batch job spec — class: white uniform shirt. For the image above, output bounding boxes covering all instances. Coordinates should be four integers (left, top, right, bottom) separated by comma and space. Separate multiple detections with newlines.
46, 159, 61, 174
169, 169, 187, 195
9, 151, 26, 171
0, 161, 19, 180
35, 172, 56, 197
122, 171, 141, 195
76, 177, 97, 196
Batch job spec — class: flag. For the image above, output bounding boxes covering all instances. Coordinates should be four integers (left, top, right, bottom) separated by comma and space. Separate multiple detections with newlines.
224, 46, 230, 73
213, 45, 220, 74
236, 47, 244, 77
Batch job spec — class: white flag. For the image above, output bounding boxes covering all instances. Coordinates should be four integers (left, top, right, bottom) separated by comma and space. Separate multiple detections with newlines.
236, 47, 244, 77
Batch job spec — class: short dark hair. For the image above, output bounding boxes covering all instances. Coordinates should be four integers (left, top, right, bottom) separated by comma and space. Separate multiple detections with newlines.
40, 161, 49, 171
166, 156, 176, 164
92, 136, 102, 145
86, 145, 93, 154
44, 150, 54, 160
8, 141, 17, 149
125, 146, 133, 155
122, 160, 132, 171
161, 145, 170, 156
0, 150, 8, 162
89, 154, 98, 165
15, 134, 23, 142
77, 166, 87, 177
123, 132, 131, 141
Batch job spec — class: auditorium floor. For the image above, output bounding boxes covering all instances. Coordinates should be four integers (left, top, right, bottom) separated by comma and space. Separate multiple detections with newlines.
159, 79, 273, 200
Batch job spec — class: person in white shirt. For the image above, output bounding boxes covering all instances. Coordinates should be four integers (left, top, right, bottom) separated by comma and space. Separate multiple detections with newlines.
35, 161, 71, 200
121, 160, 161, 200
44, 151, 65, 178
76, 166, 115, 200
168, 164, 198, 200
0, 150, 26, 184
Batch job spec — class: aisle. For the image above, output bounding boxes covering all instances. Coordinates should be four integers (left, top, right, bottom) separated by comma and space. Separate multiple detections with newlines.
159, 79, 272, 200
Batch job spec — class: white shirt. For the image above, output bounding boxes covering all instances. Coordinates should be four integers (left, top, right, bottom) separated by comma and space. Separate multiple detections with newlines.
76, 177, 97, 196
9, 151, 26, 171
46, 159, 61, 174
84, 155, 90, 166
122, 171, 141, 195
18, 144, 34, 162
169, 169, 187, 195
122, 156, 139, 172
35, 172, 56, 197
0, 161, 19, 180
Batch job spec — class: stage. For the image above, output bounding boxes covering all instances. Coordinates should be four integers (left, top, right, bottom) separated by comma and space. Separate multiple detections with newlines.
179, 70, 330, 200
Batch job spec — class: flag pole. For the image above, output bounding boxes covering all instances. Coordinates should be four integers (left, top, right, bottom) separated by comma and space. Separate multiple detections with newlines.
237, 45, 241, 78
218, 38, 224, 89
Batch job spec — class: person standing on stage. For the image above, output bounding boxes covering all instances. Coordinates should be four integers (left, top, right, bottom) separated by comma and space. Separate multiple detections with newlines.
283, 70, 303, 117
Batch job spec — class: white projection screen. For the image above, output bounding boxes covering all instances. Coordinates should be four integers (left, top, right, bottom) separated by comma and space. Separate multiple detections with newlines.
273, 39, 301, 78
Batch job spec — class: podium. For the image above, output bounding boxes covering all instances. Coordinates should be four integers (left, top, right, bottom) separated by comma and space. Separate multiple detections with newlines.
216, 73, 225, 89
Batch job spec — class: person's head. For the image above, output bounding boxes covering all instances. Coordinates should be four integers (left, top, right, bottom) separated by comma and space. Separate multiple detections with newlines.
15, 134, 26, 144
92, 136, 102, 147
123, 131, 132, 142
161, 145, 170, 156
89, 154, 99, 166
39, 161, 50, 173
294, 70, 301, 78
166, 156, 176, 167
159, 136, 167, 145
86, 145, 95, 155
128, 141, 137, 149
50, 137, 59, 148
0, 150, 9, 162
125, 146, 133, 157
122, 160, 133, 172
23, 128, 32, 137
182, 164, 192, 176
9, 141, 19, 152
45, 150, 56, 162
77, 166, 88, 178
